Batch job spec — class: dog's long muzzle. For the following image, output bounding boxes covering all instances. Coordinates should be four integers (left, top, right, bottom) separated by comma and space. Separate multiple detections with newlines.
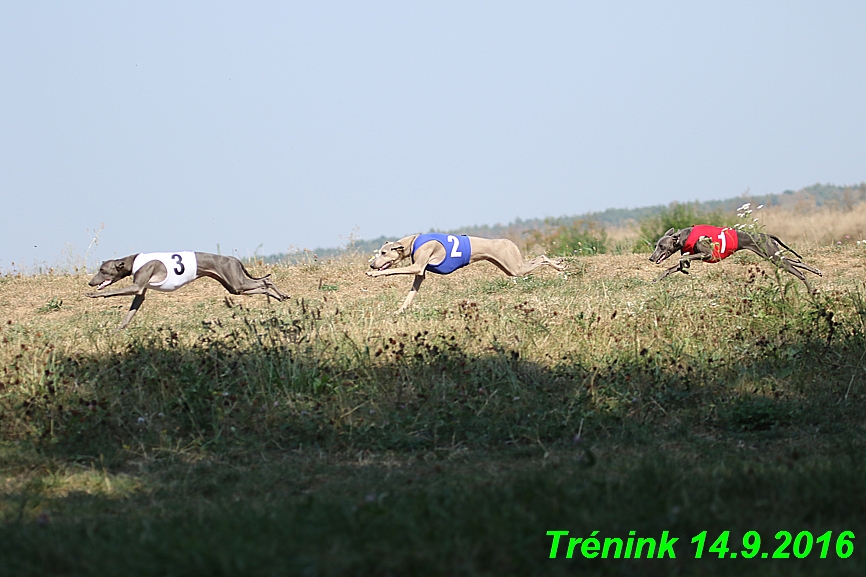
369, 259, 392, 271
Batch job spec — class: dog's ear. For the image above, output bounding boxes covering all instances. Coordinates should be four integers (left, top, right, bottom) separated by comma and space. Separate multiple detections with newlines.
393, 244, 404, 252
116, 261, 125, 271
664, 228, 675, 237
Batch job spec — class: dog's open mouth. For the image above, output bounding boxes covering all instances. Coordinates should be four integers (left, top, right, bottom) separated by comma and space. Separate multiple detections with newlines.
377, 262, 392, 271
96, 279, 113, 290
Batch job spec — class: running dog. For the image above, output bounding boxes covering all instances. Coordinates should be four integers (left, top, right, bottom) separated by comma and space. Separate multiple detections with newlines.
87, 252, 288, 328
367, 233, 565, 312
650, 225, 822, 292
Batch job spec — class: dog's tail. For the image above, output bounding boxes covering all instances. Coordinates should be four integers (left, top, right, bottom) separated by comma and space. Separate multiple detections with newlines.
769, 234, 804, 261
240, 261, 271, 281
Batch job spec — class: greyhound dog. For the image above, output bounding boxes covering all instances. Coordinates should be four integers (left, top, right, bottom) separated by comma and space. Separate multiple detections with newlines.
650, 225, 822, 292
87, 252, 288, 328
367, 233, 565, 312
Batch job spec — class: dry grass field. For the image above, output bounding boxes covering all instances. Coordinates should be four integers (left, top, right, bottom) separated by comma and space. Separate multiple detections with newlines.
602, 201, 866, 252
1, 226, 866, 575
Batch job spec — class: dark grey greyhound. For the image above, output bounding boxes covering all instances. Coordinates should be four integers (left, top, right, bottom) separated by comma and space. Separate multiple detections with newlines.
87, 251, 288, 328
649, 225, 822, 292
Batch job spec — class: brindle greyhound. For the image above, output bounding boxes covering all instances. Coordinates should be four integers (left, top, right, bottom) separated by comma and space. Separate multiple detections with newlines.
87, 252, 288, 329
367, 234, 565, 312
650, 226, 822, 292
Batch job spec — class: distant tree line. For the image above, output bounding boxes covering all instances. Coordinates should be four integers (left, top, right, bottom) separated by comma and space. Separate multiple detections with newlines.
262, 183, 866, 263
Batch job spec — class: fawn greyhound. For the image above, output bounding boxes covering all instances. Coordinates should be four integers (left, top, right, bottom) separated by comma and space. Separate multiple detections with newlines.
367, 233, 565, 312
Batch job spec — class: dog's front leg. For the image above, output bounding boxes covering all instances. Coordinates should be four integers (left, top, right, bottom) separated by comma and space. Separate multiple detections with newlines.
366, 262, 427, 278
397, 275, 424, 313
86, 283, 147, 298
655, 262, 684, 282
673, 254, 709, 276
654, 254, 704, 282
117, 292, 147, 330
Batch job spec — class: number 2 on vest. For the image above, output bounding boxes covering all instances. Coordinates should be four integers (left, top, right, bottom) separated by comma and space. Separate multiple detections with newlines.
447, 235, 462, 258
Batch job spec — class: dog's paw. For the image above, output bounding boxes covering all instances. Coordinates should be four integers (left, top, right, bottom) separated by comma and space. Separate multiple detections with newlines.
85, 292, 100, 298
365, 271, 377, 277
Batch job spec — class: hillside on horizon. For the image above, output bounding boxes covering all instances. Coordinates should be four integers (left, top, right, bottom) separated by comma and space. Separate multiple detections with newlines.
266, 182, 866, 263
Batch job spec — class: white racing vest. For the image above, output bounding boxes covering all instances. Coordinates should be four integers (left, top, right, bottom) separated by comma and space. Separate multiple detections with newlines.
132, 252, 198, 292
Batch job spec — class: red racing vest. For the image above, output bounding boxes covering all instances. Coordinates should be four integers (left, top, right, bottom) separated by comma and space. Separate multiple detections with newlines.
682, 225, 738, 262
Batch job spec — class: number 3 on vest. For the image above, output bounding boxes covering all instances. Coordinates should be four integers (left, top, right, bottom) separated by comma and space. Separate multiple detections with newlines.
172, 254, 185, 275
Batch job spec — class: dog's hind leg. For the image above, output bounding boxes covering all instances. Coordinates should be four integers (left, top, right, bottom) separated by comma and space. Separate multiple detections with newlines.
238, 275, 289, 301
204, 260, 289, 301
745, 235, 819, 277
235, 281, 288, 301
749, 237, 821, 293
204, 273, 239, 295
783, 257, 822, 293
775, 257, 816, 293
789, 259, 822, 277
491, 257, 564, 276
484, 242, 565, 276
520, 255, 566, 274
262, 278, 289, 301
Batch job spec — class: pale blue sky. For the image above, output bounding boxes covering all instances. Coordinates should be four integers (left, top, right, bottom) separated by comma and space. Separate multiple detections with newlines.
2, 1, 864, 270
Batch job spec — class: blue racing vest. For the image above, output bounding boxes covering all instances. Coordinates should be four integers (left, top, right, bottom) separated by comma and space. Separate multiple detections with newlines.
412, 234, 472, 275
